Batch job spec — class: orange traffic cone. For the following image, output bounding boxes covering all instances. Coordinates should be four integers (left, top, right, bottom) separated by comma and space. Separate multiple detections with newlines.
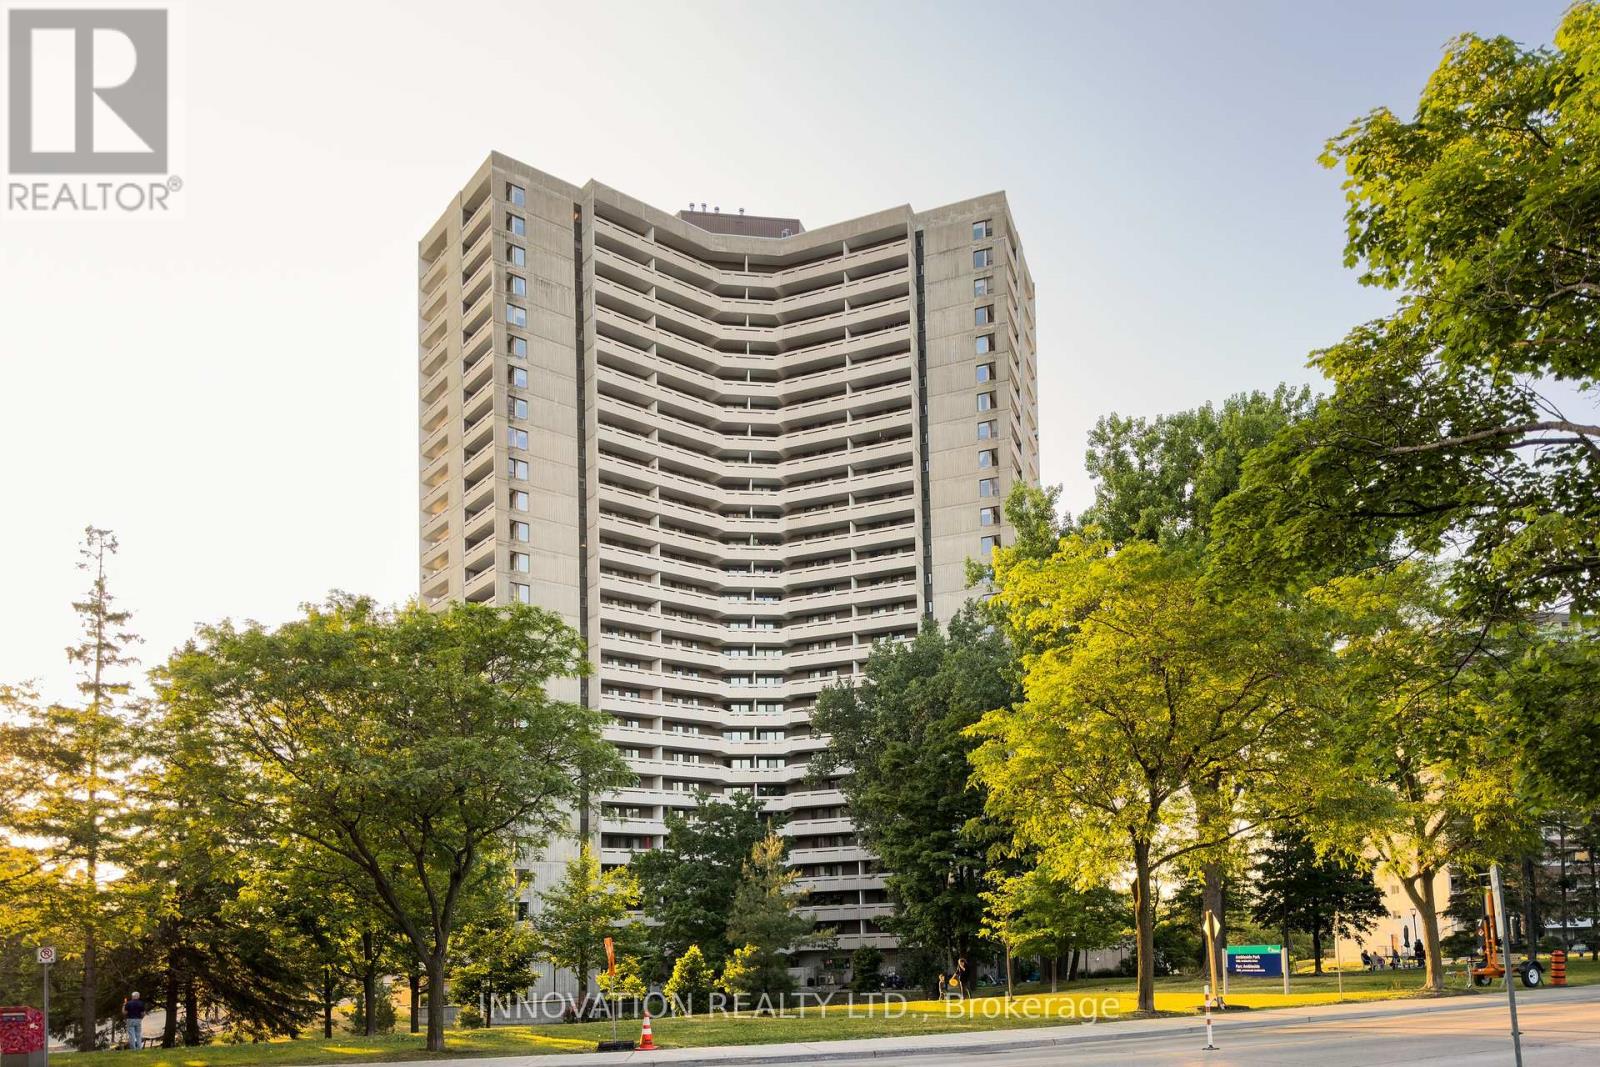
638, 1010, 656, 1051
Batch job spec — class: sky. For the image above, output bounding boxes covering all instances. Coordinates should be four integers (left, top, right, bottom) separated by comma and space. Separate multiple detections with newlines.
0, 0, 1578, 706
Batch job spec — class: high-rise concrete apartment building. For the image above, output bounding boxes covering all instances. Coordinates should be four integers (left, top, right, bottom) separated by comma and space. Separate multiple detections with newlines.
418, 153, 1037, 981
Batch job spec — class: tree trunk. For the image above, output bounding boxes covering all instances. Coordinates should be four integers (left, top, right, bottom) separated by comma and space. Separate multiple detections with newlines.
1049, 954, 1058, 993
1398, 870, 1444, 992
162, 965, 179, 1048
78, 927, 97, 1051
1521, 855, 1540, 963
183, 976, 200, 1046
485, 985, 493, 1028
1202, 862, 1227, 989
425, 953, 447, 1052
1132, 841, 1156, 1014
362, 931, 377, 1038
1068, 948, 1080, 982
323, 967, 334, 1039
1311, 914, 1324, 976
409, 972, 421, 1034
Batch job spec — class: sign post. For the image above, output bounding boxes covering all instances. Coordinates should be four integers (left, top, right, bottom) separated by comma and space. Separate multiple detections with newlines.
1332, 913, 1344, 1001
1201, 911, 1221, 1052
1489, 865, 1525, 1067
1282, 946, 1289, 996
36, 947, 53, 1067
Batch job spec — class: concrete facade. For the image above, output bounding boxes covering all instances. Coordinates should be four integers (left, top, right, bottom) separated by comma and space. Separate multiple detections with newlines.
417, 153, 1038, 983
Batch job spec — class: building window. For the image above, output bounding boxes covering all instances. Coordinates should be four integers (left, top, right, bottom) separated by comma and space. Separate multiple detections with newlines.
978, 448, 998, 468
507, 213, 525, 236
977, 392, 997, 412
511, 582, 531, 603
975, 305, 994, 326
973, 219, 993, 240
981, 534, 1001, 554
510, 490, 529, 512
508, 274, 527, 297
977, 363, 995, 382
507, 182, 525, 206
978, 421, 997, 440
974, 276, 993, 296
511, 551, 530, 573
509, 397, 528, 419
509, 458, 529, 480
973, 248, 993, 268
506, 304, 527, 327
510, 367, 528, 388
980, 478, 999, 497
508, 427, 528, 450
509, 336, 528, 359
508, 244, 526, 266
976, 334, 995, 354
980, 507, 1000, 525
511, 521, 531, 542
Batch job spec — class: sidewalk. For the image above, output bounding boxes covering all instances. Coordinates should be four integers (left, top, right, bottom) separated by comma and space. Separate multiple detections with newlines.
325, 985, 1600, 1067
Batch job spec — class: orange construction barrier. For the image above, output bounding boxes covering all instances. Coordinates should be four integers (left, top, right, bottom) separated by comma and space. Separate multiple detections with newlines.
638, 1010, 657, 1051
1552, 949, 1567, 987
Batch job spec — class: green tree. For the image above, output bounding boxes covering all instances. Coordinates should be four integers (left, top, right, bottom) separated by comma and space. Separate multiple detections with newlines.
1075, 389, 1314, 979
970, 534, 1326, 1012
452, 920, 540, 1027
981, 867, 1125, 992
156, 596, 628, 1051
1215, 5, 1600, 616
0, 528, 143, 1049
847, 945, 884, 994
1248, 826, 1386, 975
811, 606, 1015, 985
1078, 387, 1314, 547
535, 844, 640, 1008
631, 793, 773, 969
722, 832, 818, 999
661, 945, 714, 1015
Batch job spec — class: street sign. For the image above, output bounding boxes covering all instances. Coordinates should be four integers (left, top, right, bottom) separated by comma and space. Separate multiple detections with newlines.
1202, 913, 1221, 939
34, 948, 54, 966
1226, 945, 1284, 977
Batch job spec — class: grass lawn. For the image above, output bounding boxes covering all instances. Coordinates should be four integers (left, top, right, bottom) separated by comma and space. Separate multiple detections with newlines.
58, 956, 1599, 1067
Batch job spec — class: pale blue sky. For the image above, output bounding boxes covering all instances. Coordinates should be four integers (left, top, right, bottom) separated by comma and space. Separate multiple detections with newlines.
0, 0, 1576, 703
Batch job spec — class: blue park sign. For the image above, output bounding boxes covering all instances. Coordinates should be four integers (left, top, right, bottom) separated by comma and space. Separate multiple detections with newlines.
1226, 945, 1284, 977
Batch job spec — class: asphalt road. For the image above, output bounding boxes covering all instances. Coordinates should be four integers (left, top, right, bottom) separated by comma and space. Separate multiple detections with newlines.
821, 991, 1600, 1066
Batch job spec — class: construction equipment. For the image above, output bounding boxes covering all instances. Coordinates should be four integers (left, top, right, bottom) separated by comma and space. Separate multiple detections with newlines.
1472, 888, 1543, 988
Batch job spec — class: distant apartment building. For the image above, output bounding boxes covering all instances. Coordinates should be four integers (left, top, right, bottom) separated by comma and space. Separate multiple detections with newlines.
417, 153, 1038, 982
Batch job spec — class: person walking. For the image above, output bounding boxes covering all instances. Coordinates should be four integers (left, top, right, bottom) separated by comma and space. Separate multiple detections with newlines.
123, 991, 145, 1050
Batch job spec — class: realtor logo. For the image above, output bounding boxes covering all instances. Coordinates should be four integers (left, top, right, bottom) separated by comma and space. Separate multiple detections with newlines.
7, 7, 168, 174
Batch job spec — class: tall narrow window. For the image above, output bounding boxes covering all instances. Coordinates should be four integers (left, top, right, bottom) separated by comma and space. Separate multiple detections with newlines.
978, 448, 998, 468
974, 276, 993, 296
508, 427, 528, 449
978, 421, 997, 440
976, 363, 996, 382
508, 336, 528, 358
980, 507, 999, 526
508, 458, 529, 480
973, 220, 993, 240
507, 183, 525, 206
977, 392, 997, 412
507, 213, 525, 236
510, 367, 528, 388
508, 244, 526, 266
508, 274, 527, 297
510, 490, 529, 512
975, 305, 994, 326
509, 397, 528, 419
511, 582, 531, 603
973, 248, 993, 268
511, 521, 531, 542
979, 478, 999, 497
511, 551, 531, 573
976, 334, 995, 354
506, 304, 527, 327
